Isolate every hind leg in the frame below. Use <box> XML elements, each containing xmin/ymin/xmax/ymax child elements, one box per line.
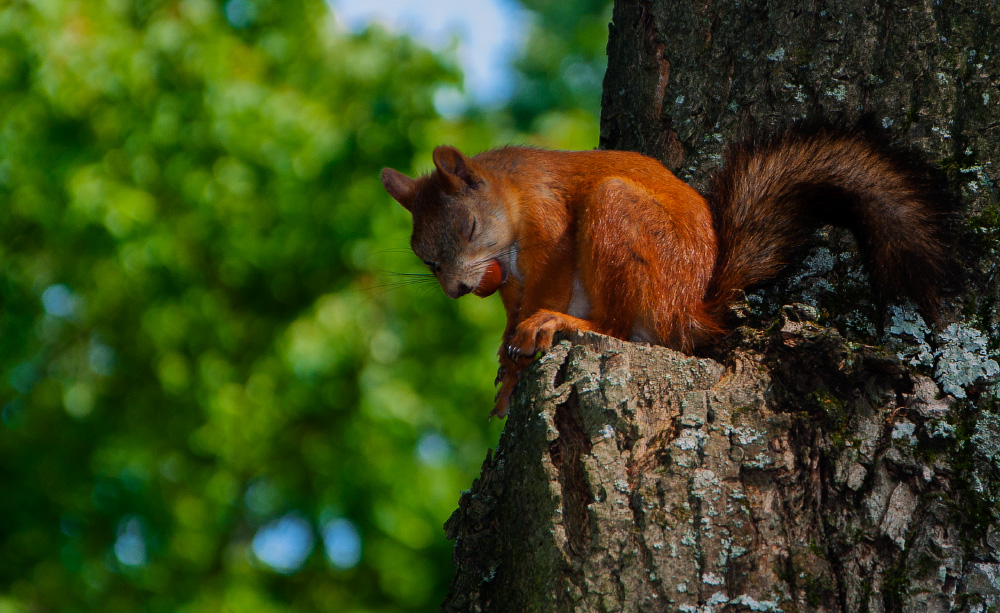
<box><xmin>580</xmin><ymin>178</ymin><xmax>716</xmax><ymax>351</ymax></box>
<box><xmin>504</xmin><ymin>177</ymin><xmax>687</xmax><ymax>353</ymax></box>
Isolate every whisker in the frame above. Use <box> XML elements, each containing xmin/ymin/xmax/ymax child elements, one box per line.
<box><xmin>472</xmin><ymin>238</ymin><xmax>559</xmax><ymax>271</ymax></box>
<box><xmin>377</xmin><ymin>270</ymin><xmax>437</xmax><ymax>279</ymax></box>
<box><xmin>360</xmin><ymin>277</ymin><xmax>441</xmax><ymax>303</ymax></box>
<box><xmin>481</xmin><ymin>236</ymin><xmax>562</xmax><ymax>263</ymax></box>
<box><xmin>384</xmin><ymin>273</ymin><xmax>435</xmax><ymax>279</ymax></box>
<box><xmin>357</xmin><ymin>247</ymin><xmax>418</xmax><ymax>259</ymax></box>
<box><xmin>419</xmin><ymin>284</ymin><xmax>442</xmax><ymax>298</ymax></box>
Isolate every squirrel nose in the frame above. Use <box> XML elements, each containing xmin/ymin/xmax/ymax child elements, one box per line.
<box><xmin>449</xmin><ymin>283</ymin><xmax>473</xmax><ymax>298</ymax></box>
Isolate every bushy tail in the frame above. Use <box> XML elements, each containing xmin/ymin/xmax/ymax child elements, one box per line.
<box><xmin>703</xmin><ymin>127</ymin><xmax>954</xmax><ymax>322</ymax></box>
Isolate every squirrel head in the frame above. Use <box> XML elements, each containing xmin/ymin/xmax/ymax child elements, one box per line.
<box><xmin>381</xmin><ymin>146</ymin><xmax>514</xmax><ymax>299</ymax></box>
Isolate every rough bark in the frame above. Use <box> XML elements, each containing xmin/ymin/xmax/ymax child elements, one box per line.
<box><xmin>445</xmin><ymin>320</ymin><xmax>999</xmax><ymax>611</ymax></box>
<box><xmin>445</xmin><ymin>1</ymin><xmax>1000</xmax><ymax>611</ymax></box>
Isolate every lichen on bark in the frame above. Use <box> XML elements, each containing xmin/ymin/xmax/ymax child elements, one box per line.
<box><xmin>445</xmin><ymin>1</ymin><xmax>1000</xmax><ymax>610</ymax></box>
<box><xmin>444</xmin><ymin>313</ymin><xmax>1000</xmax><ymax>611</ymax></box>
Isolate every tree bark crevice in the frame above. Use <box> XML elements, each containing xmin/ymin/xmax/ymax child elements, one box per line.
<box><xmin>445</xmin><ymin>307</ymin><xmax>1000</xmax><ymax>611</ymax></box>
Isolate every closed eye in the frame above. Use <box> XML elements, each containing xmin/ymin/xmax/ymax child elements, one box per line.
<box><xmin>468</xmin><ymin>218</ymin><xmax>477</xmax><ymax>241</ymax></box>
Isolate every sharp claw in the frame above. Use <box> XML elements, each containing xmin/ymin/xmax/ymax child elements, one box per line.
<box><xmin>506</xmin><ymin>344</ymin><xmax>520</xmax><ymax>361</ymax></box>
<box><xmin>491</xmin><ymin>391</ymin><xmax>507</xmax><ymax>419</ymax></box>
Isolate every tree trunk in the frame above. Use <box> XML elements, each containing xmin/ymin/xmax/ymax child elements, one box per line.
<box><xmin>444</xmin><ymin>1</ymin><xmax>1000</xmax><ymax>610</ymax></box>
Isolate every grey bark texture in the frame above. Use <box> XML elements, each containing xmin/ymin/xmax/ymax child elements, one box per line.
<box><xmin>444</xmin><ymin>1</ymin><xmax>1000</xmax><ymax>611</ymax></box>
<box><xmin>444</xmin><ymin>321</ymin><xmax>997</xmax><ymax>611</ymax></box>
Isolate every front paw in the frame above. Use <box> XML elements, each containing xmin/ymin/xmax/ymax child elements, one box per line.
<box><xmin>508</xmin><ymin>311</ymin><xmax>562</xmax><ymax>361</ymax></box>
<box><xmin>505</xmin><ymin>342</ymin><xmax>530</xmax><ymax>364</ymax></box>
<box><xmin>503</xmin><ymin>337</ymin><xmax>536</xmax><ymax>366</ymax></box>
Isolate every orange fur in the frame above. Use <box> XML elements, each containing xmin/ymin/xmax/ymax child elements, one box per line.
<box><xmin>381</xmin><ymin>130</ymin><xmax>952</xmax><ymax>417</ymax></box>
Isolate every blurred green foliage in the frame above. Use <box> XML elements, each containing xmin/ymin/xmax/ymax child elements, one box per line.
<box><xmin>509</xmin><ymin>0</ymin><xmax>611</xmax><ymax>137</ymax></box>
<box><xmin>0</xmin><ymin>0</ymin><xmax>608</xmax><ymax>610</ymax></box>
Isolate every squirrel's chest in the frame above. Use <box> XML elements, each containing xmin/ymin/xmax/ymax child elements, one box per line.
<box><xmin>507</xmin><ymin>246</ymin><xmax>591</xmax><ymax>319</ymax></box>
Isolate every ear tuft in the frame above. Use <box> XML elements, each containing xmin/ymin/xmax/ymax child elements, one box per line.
<box><xmin>432</xmin><ymin>145</ymin><xmax>478</xmax><ymax>189</ymax></box>
<box><xmin>380</xmin><ymin>168</ymin><xmax>417</xmax><ymax>210</ymax></box>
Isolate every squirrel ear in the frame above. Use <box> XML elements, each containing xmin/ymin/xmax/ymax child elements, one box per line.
<box><xmin>432</xmin><ymin>145</ymin><xmax>478</xmax><ymax>190</ymax></box>
<box><xmin>381</xmin><ymin>168</ymin><xmax>418</xmax><ymax>211</ymax></box>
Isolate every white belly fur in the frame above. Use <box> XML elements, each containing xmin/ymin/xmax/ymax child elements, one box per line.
<box><xmin>566</xmin><ymin>274</ymin><xmax>655</xmax><ymax>343</ymax></box>
<box><xmin>502</xmin><ymin>243</ymin><xmax>522</xmax><ymax>282</ymax></box>
<box><xmin>567</xmin><ymin>274</ymin><xmax>590</xmax><ymax>319</ymax></box>
<box><xmin>629</xmin><ymin>324</ymin><xmax>657</xmax><ymax>344</ymax></box>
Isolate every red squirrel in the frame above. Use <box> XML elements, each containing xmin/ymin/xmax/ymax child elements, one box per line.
<box><xmin>381</xmin><ymin>129</ymin><xmax>952</xmax><ymax>417</ymax></box>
